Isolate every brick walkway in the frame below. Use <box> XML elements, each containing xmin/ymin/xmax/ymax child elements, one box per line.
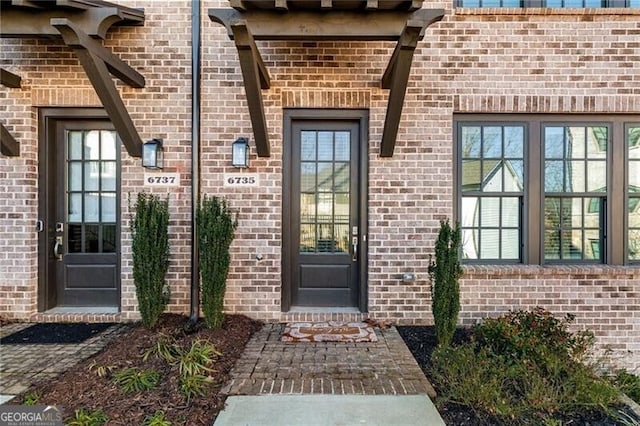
<box><xmin>222</xmin><ymin>324</ymin><xmax>436</xmax><ymax>398</ymax></box>
<box><xmin>0</xmin><ymin>323</ymin><xmax>127</xmax><ymax>400</ymax></box>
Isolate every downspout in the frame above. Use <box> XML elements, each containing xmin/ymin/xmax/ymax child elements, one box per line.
<box><xmin>186</xmin><ymin>0</ymin><xmax>201</xmax><ymax>331</ymax></box>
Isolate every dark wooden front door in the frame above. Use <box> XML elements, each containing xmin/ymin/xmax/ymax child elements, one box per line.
<box><xmin>41</xmin><ymin>116</ymin><xmax>120</xmax><ymax>308</ymax></box>
<box><xmin>285</xmin><ymin>116</ymin><xmax>366</xmax><ymax>308</ymax></box>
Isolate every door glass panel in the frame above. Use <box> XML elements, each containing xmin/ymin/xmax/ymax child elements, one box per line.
<box><xmin>85</xmin><ymin>193</ymin><xmax>100</xmax><ymax>222</ymax></box>
<box><xmin>68</xmin><ymin>131</ymin><xmax>83</xmax><ymax>160</ymax></box>
<box><xmin>68</xmin><ymin>224</ymin><xmax>82</xmax><ymax>253</ymax></box>
<box><xmin>84</xmin><ymin>131</ymin><xmax>100</xmax><ymax>160</ymax></box>
<box><xmin>103</xmin><ymin>224</ymin><xmax>116</xmax><ymax>253</ymax></box>
<box><xmin>85</xmin><ymin>162</ymin><xmax>100</xmax><ymax>191</ymax></box>
<box><xmin>301</xmin><ymin>131</ymin><xmax>316</xmax><ymax>161</ymax></box>
<box><xmin>102</xmin><ymin>194</ymin><xmax>116</xmax><ymax>222</ymax></box>
<box><xmin>68</xmin><ymin>193</ymin><xmax>82</xmax><ymax>222</ymax></box>
<box><xmin>300</xmin><ymin>193</ymin><xmax>316</xmax><ymax>222</ymax></box>
<box><xmin>101</xmin><ymin>162</ymin><xmax>116</xmax><ymax>191</ymax></box>
<box><xmin>69</xmin><ymin>162</ymin><xmax>82</xmax><ymax>191</ymax></box>
<box><xmin>298</xmin><ymin>129</ymin><xmax>352</xmax><ymax>254</ymax></box>
<box><xmin>85</xmin><ymin>224</ymin><xmax>100</xmax><ymax>253</ymax></box>
<box><xmin>101</xmin><ymin>130</ymin><xmax>117</xmax><ymax>160</ymax></box>
<box><xmin>318</xmin><ymin>132</ymin><xmax>333</xmax><ymax>161</ymax></box>
<box><xmin>335</xmin><ymin>132</ymin><xmax>350</xmax><ymax>161</ymax></box>
<box><xmin>66</xmin><ymin>129</ymin><xmax>118</xmax><ymax>254</ymax></box>
<box><xmin>334</xmin><ymin>163</ymin><xmax>349</xmax><ymax>192</ymax></box>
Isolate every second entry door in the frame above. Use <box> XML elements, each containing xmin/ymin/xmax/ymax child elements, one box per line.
<box><xmin>289</xmin><ymin>120</ymin><xmax>362</xmax><ymax>307</ymax></box>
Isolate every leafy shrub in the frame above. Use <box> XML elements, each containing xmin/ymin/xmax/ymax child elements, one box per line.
<box><xmin>112</xmin><ymin>367</ymin><xmax>160</xmax><ymax>393</ymax></box>
<box><xmin>179</xmin><ymin>374</ymin><xmax>213</xmax><ymax>401</ymax></box>
<box><xmin>474</xmin><ymin>307</ymin><xmax>595</xmax><ymax>366</ymax></box>
<box><xmin>178</xmin><ymin>339</ymin><xmax>221</xmax><ymax>376</ymax></box>
<box><xmin>142</xmin><ymin>333</ymin><xmax>180</xmax><ymax>363</ymax></box>
<box><xmin>614</xmin><ymin>370</ymin><xmax>640</xmax><ymax>404</ymax></box>
<box><xmin>22</xmin><ymin>392</ymin><xmax>39</xmax><ymax>405</ymax></box>
<box><xmin>130</xmin><ymin>193</ymin><xmax>170</xmax><ymax>328</ymax></box>
<box><xmin>197</xmin><ymin>195</ymin><xmax>237</xmax><ymax>329</ymax></box>
<box><xmin>143</xmin><ymin>411</ymin><xmax>172</xmax><ymax>426</ymax></box>
<box><xmin>430</xmin><ymin>308</ymin><xmax>620</xmax><ymax>424</ymax></box>
<box><xmin>428</xmin><ymin>219</ymin><xmax>462</xmax><ymax>347</ymax></box>
<box><xmin>67</xmin><ymin>408</ymin><xmax>108</xmax><ymax>426</ymax></box>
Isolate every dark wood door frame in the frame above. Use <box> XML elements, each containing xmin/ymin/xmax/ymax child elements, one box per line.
<box><xmin>37</xmin><ymin>107</ymin><xmax>121</xmax><ymax>311</ymax></box>
<box><xmin>282</xmin><ymin>109</ymin><xmax>369</xmax><ymax>312</ymax></box>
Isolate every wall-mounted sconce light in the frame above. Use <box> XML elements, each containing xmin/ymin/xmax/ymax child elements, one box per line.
<box><xmin>232</xmin><ymin>137</ymin><xmax>249</xmax><ymax>168</ymax></box>
<box><xmin>142</xmin><ymin>138</ymin><xmax>164</xmax><ymax>170</ymax></box>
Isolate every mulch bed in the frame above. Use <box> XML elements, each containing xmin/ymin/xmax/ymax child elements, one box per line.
<box><xmin>398</xmin><ymin>325</ymin><xmax>638</xmax><ymax>426</ymax></box>
<box><xmin>12</xmin><ymin>314</ymin><xmax>262</xmax><ymax>426</ymax></box>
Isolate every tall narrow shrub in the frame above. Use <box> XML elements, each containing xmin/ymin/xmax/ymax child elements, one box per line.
<box><xmin>130</xmin><ymin>193</ymin><xmax>170</xmax><ymax>328</ymax></box>
<box><xmin>428</xmin><ymin>219</ymin><xmax>463</xmax><ymax>347</ymax></box>
<box><xmin>197</xmin><ymin>195</ymin><xmax>237</xmax><ymax>329</ymax></box>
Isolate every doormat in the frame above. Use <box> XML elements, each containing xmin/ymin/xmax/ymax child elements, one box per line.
<box><xmin>281</xmin><ymin>321</ymin><xmax>378</xmax><ymax>343</ymax></box>
<box><xmin>0</xmin><ymin>322</ymin><xmax>115</xmax><ymax>345</ymax></box>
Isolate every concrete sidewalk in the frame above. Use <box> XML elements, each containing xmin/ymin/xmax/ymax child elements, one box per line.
<box><xmin>214</xmin><ymin>394</ymin><xmax>445</xmax><ymax>426</ymax></box>
<box><xmin>214</xmin><ymin>323</ymin><xmax>445</xmax><ymax>425</ymax></box>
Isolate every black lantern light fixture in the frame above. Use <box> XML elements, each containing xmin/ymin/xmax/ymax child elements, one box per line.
<box><xmin>232</xmin><ymin>137</ymin><xmax>250</xmax><ymax>168</ymax></box>
<box><xmin>142</xmin><ymin>138</ymin><xmax>164</xmax><ymax>170</ymax></box>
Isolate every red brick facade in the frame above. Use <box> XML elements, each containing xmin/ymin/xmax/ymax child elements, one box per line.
<box><xmin>1</xmin><ymin>1</ymin><xmax>638</xmax><ymax>370</ymax></box>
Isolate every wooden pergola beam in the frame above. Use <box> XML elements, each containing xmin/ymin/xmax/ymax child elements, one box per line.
<box><xmin>0</xmin><ymin>7</ymin><xmax>143</xmax><ymax>39</ymax></box>
<box><xmin>380</xmin><ymin>22</ymin><xmax>422</xmax><ymax>157</ymax></box>
<box><xmin>51</xmin><ymin>18</ymin><xmax>144</xmax><ymax>88</ymax></box>
<box><xmin>231</xmin><ymin>21</ymin><xmax>271</xmax><ymax>157</ymax></box>
<box><xmin>209</xmin><ymin>8</ymin><xmax>443</xmax><ymax>41</ymax></box>
<box><xmin>1</xmin><ymin>123</ymin><xmax>20</xmax><ymax>157</ymax></box>
<box><xmin>1</xmin><ymin>69</ymin><xmax>22</xmax><ymax>88</ymax></box>
<box><xmin>52</xmin><ymin>18</ymin><xmax>143</xmax><ymax>157</ymax></box>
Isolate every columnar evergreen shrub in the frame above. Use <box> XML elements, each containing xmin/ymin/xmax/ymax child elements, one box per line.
<box><xmin>130</xmin><ymin>193</ymin><xmax>170</xmax><ymax>328</ymax></box>
<box><xmin>428</xmin><ymin>219</ymin><xmax>463</xmax><ymax>347</ymax></box>
<box><xmin>197</xmin><ymin>195</ymin><xmax>237</xmax><ymax>329</ymax></box>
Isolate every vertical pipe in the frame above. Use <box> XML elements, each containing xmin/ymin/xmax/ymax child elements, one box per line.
<box><xmin>187</xmin><ymin>0</ymin><xmax>202</xmax><ymax>329</ymax></box>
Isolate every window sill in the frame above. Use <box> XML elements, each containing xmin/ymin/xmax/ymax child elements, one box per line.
<box><xmin>462</xmin><ymin>263</ymin><xmax>640</xmax><ymax>276</ymax></box>
<box><xmin>454</xmin><ymin>7</ymin><xmax>640</xmax><ymax>15</ymax></box>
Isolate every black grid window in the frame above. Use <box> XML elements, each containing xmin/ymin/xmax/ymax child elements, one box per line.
<box><xmin>628</xmin><ymin>125</ymin><xmax>640</xmax><ymax>262</ymax></box>
<box><xmin>456</xmin><ymin>115</ymin><xmax>639</xmax><ymax>266</ymax></box>
<box><xmin>543</xmin><ymin>126</ymin><xmax>607</xmax><ymax>262</ymax></box>
<box><xmin>459</xmin><ymin>124</ymin><xmax>525</xmax><ymax>261</ymax></box>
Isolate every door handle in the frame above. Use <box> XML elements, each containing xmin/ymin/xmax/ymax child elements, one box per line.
<box><xmin>352</xmin><ymin>236</ymin><xmax>358</xmax><ymax>262</ymax></box>
<box><xmin>53</xmin><ymin>236</ymin><xmax>63</xmax><ymax>261</ymax></box>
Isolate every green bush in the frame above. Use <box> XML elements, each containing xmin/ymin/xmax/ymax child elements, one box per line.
<box><xmin>143</xmin><ymin>411</ymin><xmax>172</xmax><ymax>426</ymax></box>
<box><xmin>197</xmin><ymin>195</ymin><xmax>237</xmax><ymax>329</ymax></box>
<box><xmin>67</xmin><ymin>408</ymin><xmax>108</xmax><ymax>426</ymax></box>
<box><xmin>130</xmin><ymin>193</ymin><xmax>170</xmax><ymax>328</ymax></box>
<box><xmin>428</xmin><ymin>219</ymin><xmax>462</xmax><ymax>347</ymax></box>
<box><xmin>430</xmin><ymin>309</ymin><xmax>620</xmax><ymax>424</ymax></box>
<box><xmin>112</xmin><ymin>367</ymin><xmax>160</xmax><ymax>393</ymax></box>
<box><xmin>474</xmin><ymin>307</ymin><xmax>595</xmax><ymax>366</ymax></box>
<box><xmin>614</xmin><ymin>370</ymin><xmax>640</xmax><ymax>404</ymax></box>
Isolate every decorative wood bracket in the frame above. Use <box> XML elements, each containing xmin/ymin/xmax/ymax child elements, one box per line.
<box><xmin>210</xmin><ymin>7</ymin><xmax>444</xmax><ymax>157</ymax></box>
<box><xmin>231</xmin><ymin>22</ymin><xmax>271</xmax><ymax>157</ymax></box>
<box><xmin>1</xmin><ymin>69</ymin><xmax>22</xmax><ymax>88</ymax></box>
<box><xmin>1</xmin><ymin>123</ymin><xmax>20</xmax><ymax>157</ymax></box>
<box><xmin>380</xmin><ymin>21</ymin><xmax>423</xmax><ymax>157</ymax></box>
<box><xmin>52</xmin><ymin>18</ymin><xmax>143</xmax><ymax>157</ymax></box>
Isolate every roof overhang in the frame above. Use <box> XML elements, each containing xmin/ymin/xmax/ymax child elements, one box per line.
<box><xmin>0</xmin><ymin>0</ymin><xmax>145</xmax><ymax>157</ymax></box>
<box><xmin>209</xmin><ymin>2</ymin><xmax>444</xmax><ymax>157</ymax></box>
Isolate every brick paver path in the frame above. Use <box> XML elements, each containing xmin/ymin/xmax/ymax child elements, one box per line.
<box><xmin>222</xmin><ymin>324</ymin><xmax>436</xmax><ymax>398</ymax></box>
<box><xmin>0</xmin><ymin>323</ymin><xmax>127</xmax><ymax>397</ymax></box>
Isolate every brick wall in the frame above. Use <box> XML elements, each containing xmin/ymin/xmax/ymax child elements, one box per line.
<box><xmin>1</xmin><ymin>1</ymin><xmax>639</xmax><ymax>369</ymax></box>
